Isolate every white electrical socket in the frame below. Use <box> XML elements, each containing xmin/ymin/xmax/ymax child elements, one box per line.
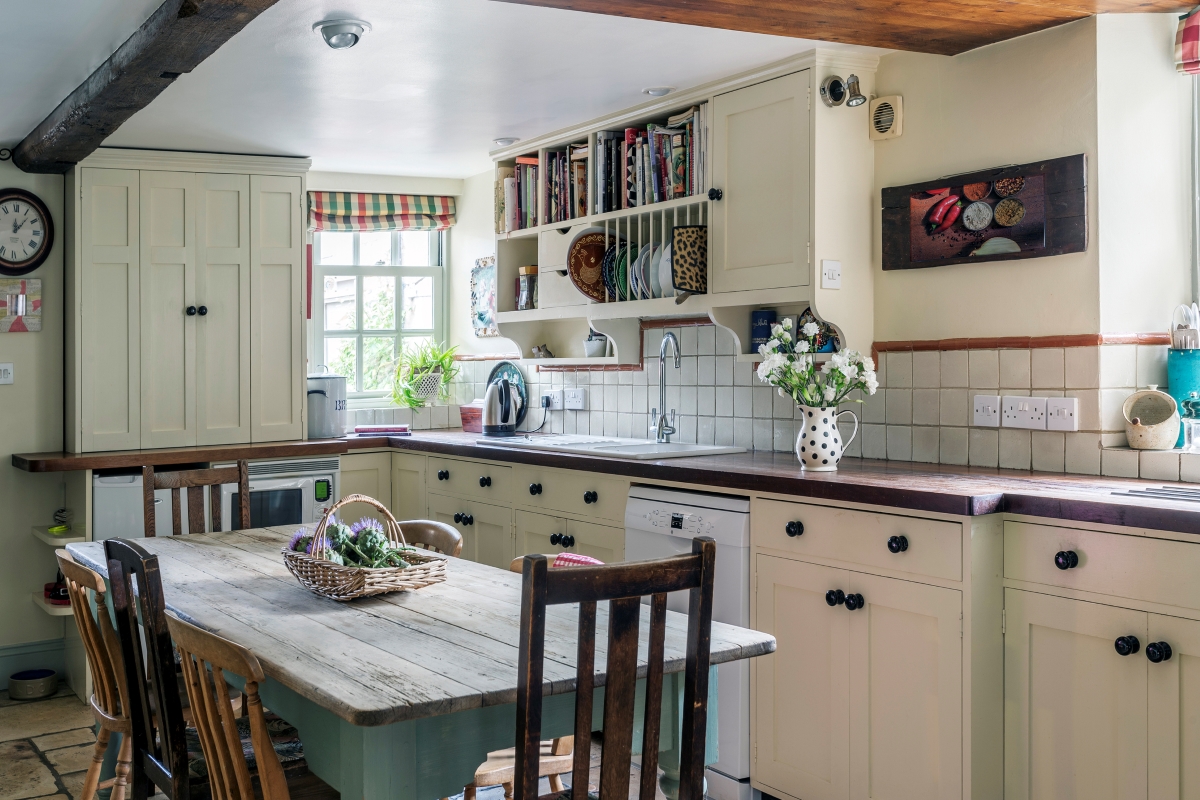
<box><xmin>564</xmin><ymin>387</ymin><xmax>588</xmax><ymax>410</ymax></box>
<box><xmin>821</xmin><ymin>259</ymin><xmax>842</xmax><ymax>289</ymax></box>
<box><xmin>1002</xmin><ymin>395</ymin><xmax>1047</xmax><ymax>430</ymax></box>
<box><xmin>541</xmin><ymin>390</ymin><xmax>564</xmax><ymax>410</ymax></box>
<box><xmin>0</xmin><ymin>363</ymin><xmax>11</xmax><ymax>385</ymax></box>
<box><xmin>973</xmin><ymin>394</ymin><xmax>1001</xmax><ymax>427</ymax></box>
<box><xmin>1046</xmin><ymin>397</ymin><xmax>1080</xmax><ymax>431</ymax></box>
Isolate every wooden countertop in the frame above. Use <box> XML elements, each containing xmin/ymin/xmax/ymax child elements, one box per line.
<box><xmin>17</xmin><ymin>430</ymin><xmax>1200</xmax><ymax>535</ymax></box>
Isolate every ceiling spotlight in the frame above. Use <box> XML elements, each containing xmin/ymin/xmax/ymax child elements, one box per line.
<box><xmin>493</xmin><ymin>137</ymin><xmax>519</xmax><ymax>147</ymax></box>
<box><xmin>845</xmin><ymin>74</ymin><xmax>867</xmax><ymax>107</ymax></box>
<box><xmin>642</xmin><ymin>87</ymin><xmax>675</xmax><ymax>97</ymax></box>
<box><xmin>313</xmin><ymin>19</ymin><xmax>371</xmax><ymax>49</ymax></box>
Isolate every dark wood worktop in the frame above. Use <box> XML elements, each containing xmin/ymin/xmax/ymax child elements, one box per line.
<box><xmin>15</xmin><ymin>430</ymin><xmax>1200</xmax><ymax>535</ymax></box>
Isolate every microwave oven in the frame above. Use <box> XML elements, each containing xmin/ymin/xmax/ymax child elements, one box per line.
<box><xmin>215</xmin><ymin>457</ymin><xmax>338</xmax><ymax>530</ymax></box>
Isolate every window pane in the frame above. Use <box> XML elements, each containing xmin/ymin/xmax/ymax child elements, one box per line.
<box><xmin>399</xmin><ymin>231</ymin><xmax>433</xmax><ymax>266</ymax></box>
<box><xmin>323</xmin><ymin>275</ymin><xmax>357</xmax><ymax>331</ymax></box>
<box><xmin>318</xmin><ymin>232</ymin><xmax>353</xmax><ymax>265</ymax></box>
<box><xmin>402</xmin><ymin>276</ymin><xmax>435</xmax><ymax>330</ymax></box>
<box><xmin>362</xmin><ymin>276</ymin><xmax>396</xmax><ymax>330</ymax></box>
<box><xmin>324</xmin><ymin>337</ymin><xmax>357</xmax><ymax>389</ymax></box>
<box><xmin>359</xmin><ymin>232</ymin><xmax>392</xmax><ymax>266</ymax></box>
<box><xmin>363</xmin><ymin>337</ymin><xmax>397</xmax><ymax>392</ymax></box>
<box><xmin>401</xmin><ymin>336</ymin><xmax>432</xmax><ymax>356</ymax></box>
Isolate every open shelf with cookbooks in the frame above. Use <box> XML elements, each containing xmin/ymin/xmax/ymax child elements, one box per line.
<box><xmin>542</xmin><ymin>141</ymin><xmax>589</xmax><ymax>227</ymax></box>
<box><xmin>495</xmin><ymin>152</ymin><xmax>542</xmax><ymax>235</ymax></box>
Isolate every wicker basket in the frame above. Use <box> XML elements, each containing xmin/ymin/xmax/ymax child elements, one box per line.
<box><xmin>282</xmin><ymin>494</ymin><xmax>446</xmax><ymax>601</ymax></box>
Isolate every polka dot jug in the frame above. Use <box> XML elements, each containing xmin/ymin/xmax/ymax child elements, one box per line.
<box><xmin>795</xmin><ymin>405</ymin><xmax>859</xmax><ymax>471</ymax></box>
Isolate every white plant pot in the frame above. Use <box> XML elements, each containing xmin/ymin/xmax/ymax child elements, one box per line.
<box><xmin>795</xmin><ymin>405</ymin><xmax>859</xmax><ymax>471</ymax></box>
<box><xmin>412</xmin><ymin>371</ymin><xmax>443</xmax><ymax>401</ymax></box>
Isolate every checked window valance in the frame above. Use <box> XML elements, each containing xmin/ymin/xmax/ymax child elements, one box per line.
<box><xmin>307</xmin><ymin>192</ymin><xmax>456</xmax><ymax>232</ymax></box>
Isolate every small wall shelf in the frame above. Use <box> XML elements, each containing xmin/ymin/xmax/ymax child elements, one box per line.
<box><xmin>31</xmin><ymin>525</ymin><xmax>85</xmax><ymax>546</ymax></box>
<box><xmin>32</xmin><ymin>593</ymin><xmax>74</xmax><ymax>617</ymax></box>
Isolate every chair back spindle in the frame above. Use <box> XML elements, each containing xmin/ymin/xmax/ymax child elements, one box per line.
<box><xmin>143</xmin><ymin>461</ymin><xmax>250</xmax><ymax>537</ymax></box>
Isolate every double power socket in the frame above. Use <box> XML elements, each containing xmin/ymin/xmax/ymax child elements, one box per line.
<box><xmin>973</xmin><ymin>394</ymin><xmax>1078</xmax><ymax>431</ymax></box>
<box><xmin>540</xmin><ymin>388</ymin><xmax>588</xmax><ymax>411</ymax></box>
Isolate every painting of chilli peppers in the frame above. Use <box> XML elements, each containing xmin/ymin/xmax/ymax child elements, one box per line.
<box><xmin>881</xmin><ymin>154</ymin><xmax>1087</xmax><ymax>271</ymax></box>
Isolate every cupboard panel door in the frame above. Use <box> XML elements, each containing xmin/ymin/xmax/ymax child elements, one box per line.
<box><xmin>390</xmin><ymin>453</ymin><xmax>427</xmax><ymax>521</ymax></box>
<box><xmin>140</xmin><ymin>171</ymin><xmax>197</xmax><ymax>449</ymax></box>
<box><xmin>427</xmin><ymin>493</ymin><xmax>512</xmax><ymax>569</ymax></box>
<box><xmin>1147</xmin><ymin>613</ymin><xmax>1200</xmax><ymax>800</ymax></box>
<box><xmin>847</xmin><ymin>573</ymin><xmax>962</xmax><ymax>800</ymax></box>
<box><xmin>564</xmin><ymin>519</ymin><xmax>624</xmax><ymax>563</ymax></box>
<box><xmin>711</xmin><ymin>70</ymin><xmax>810</xmax><ymax>293</ymax></box>
<box><xmin>1004</xmin><ymin>590</ymin><xmax>1147</xmax><ymax>800</ymax></box>
<box><xmin>338</xmin><ymin>453</ymin><xmax>392</xmax><ymax>527</ymax></box>
<box><xmin>81</xmin><ymin>168</ymin><xmax>141</xmax><ymax>452</ymax></box>
<box><xmin>753</xmin><ymin>555</ymin><xmax>850</xmax><ymax>800</ymax></box>
<box><xmin>515</xmin><ymin>510</ymin><xmax>566</xmax><ymax>559</ymax></box>
<box><xmin>250</xmin><ymin>175</ymin><xmax>304</xmax><ymax>442</ymax></box>
<box><xmin>195</xmin><ymin>173</ymin><xmax>251</xmax><ymax>445</ymax></box>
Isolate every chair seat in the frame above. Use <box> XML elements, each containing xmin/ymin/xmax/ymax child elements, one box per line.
<box><xmin>475</xmin><ymin>741</ymin><xmax>573</xmax><ymax>786</ymax></box>
<box><xmin>186</xmin><ymin>710</ymin><xmax>307</xmax><ymax>797</ymax></box>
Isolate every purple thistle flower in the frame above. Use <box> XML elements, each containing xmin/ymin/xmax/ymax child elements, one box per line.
<box><xmin>288</xmin><ymin>528</ymin><xmax>311</xmax><ymax>552</ymax></box>
<box><xmin>350</xmin><ymin>517</ymin><xmax>384</xmax><ymax>538</ymax></box>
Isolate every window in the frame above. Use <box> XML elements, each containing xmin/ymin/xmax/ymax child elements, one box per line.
<box><xmin>312</xmin><ymin>230</ymin><xmax>445</xmax><ymax>398</ymax></box>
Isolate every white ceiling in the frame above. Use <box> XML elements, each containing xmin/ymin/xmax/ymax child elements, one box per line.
<box><xmin>3</xmin><ymin>0</ymin><xmax>883</xmax><ymax>178</ymax></box>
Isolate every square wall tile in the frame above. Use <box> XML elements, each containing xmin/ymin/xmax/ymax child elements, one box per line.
<box><xmin>968</xmin><ymin>429</ymin><xmax>999</xmax><ymax>467</ymax></box>
<box><xmin>697</xmin><ymin>416</ymin><xmax>717</xmax><ymax>445</ymax></box>
<box><xmin>1064</xmin><ymin>347</ymin><xmax>1100</xmax><ymax>389</ymax></box>
<box><xmin>697</xmin><ymin>356</ymin><xmax>716</xmax><ymax>386</ymax></box>
<box><xmin>876</xmin><ymin>353</ymin><xmax>887</xmax><ymax>386</ymax></box>
<box><xmin>697</xmin><ymin>325</ymin><xmax>716</xmax><ymax>356</ymax></box>
<box><xmin>1065</xmin><ymin>432</ymin><xmax>1102</xmax><ymax>475</ymax></box>
<box><xmin>715</xmin><ymin>419</ymin><xmax>735</xmax><ymax>446</ymax></box>
<box><xmin>998</xmin><ymin>429</ymin><xmax>1032</xmax><ymax>470</ymax></box>
<box><xmin>697</xmin><ymin>386</ymin><xmax>716</xmax><ymax>416</ymax></box>
<box><xmin>968</xmin><ymin>350</ymin><xmax>1000</xmax><ymax>389</ymax></box>
<box><xmin>886</xmin><ymin>352</ymin><xmax>913</xmax><ymax>388</ymax></box>
<box><xmin>841</xmin><ymin>421</ymin><xmax>862</xmax><ymax>457</ymax></box>
<box><xmin>680</xmin><ymin>325</ymin><xmax>698</xmax><ymax>356</ymax></box>
<box><xmin>861</xmin><ymin>424</ymin><xmax>887</xmax><ymax>459</ymax></box>
<box><xmin>941</xmin><ymin>351</ymin><xmax>969</xmax><ymax>388</ymax></box>
<box><xmin>912</xmin><ymin>426</ymin><xmax>939</xmax><ymax>463</ymax></box>
<box><xmin>1137</xmin><ymin>345</ymin><xmax>1168</xmax><ymax>389</ymax></box>
<box><xmin>753</xmin><ymin>386</ymin><xmax>774</xmax><ymax>418</ymax></box>
<box><xmin>912</xmin><ymin>351</ymin><xmax>940</xmax><ymax>388</ymax></box>
<box><xmin>861</xmin><ymin>388</ymin><xmax>886</xmax><ymax>424</ymax></box>
<box><xmin>715</xmin><ymin>356</ymin><xmax>734</xmax><ymax>385</ymax></box>
<box><xmin>1065</xmin><ymin>389</ymin><xmax>1102</xmax><ymax>431</ymax></box>
<box><xmin>1031</xmin><ymin>348</ymin><xmax>1065</xmax><ymax>389</ymax></box>
<box><xmin>885</xmin><ymin>389</ymin><xmax>913</xmax><ymax>425</ymax></box>
<box><xmin>773</xmin><ymin>420</ymin><xmax>795</xmax><ymax>452</ymax></box>
<box><xmin>912</xmin><ymin>389</ymin><xmax>940</xmax><ymax>426</ymax></box>
<box><xmin>1101</xmin><ymin>432</ymin><xmax>1128</xmax><ymax>448</ymax></box>
<box><xmin>940</xmin><ymin>389</ymin><xmax>969</xmax><ymax>427</ymax></box>
<box><xmin>1031</xmin><ymin>431</ymin><xmax>1066</xmax><ymax>473</ymax></box>
<box><xmin>1101</xmin><ymin>388</ymin><xmax>1135</xmax><ymax>432</ymax></box>
<box><xmin>753</xmin><ymin>417</ymin><xmax>774</xmax><ymax>451</ymax></box>
<box><xmin>733</xmin><ymin>417</ymin><xmax>754</xmax><ymax>448</ymax></box>
<box><xmin>940</xmin><ymin>427</ymin><xmax>969</xmax><ymax>465</ymax></box>
<box><xmin>1100</xmin><ymin>345</ymin><xmax>1137</xmax><ymax>388</ymax></box>
<box><xmin>999</xmin><ymin>350</ymin><xmax>1031</xmax><ymax>389</ymax></box>
<box><xmin>716</xmin><ymin>327</ymin><xmax>738</xmax><ymax>355</ymax></box>
<box><xmin>716</xmin><ymin>387</ymin><xmax>734</xmax><ymax>416</ymax></box>
<box><xmin>1140</xmin><ymin>450</ymin><xmax>1180</xmax><ymax>481</ymax></box>
<box><xmin>1101</xmin><ymin>448</ymin><xmax>1140</xmax><ymax>478</ymax></box>
<box><xmin>734</xmin><ymin>387</ymin><xmax>753</xmax><ymax>417</ymax></box>
<box><xmin>886</xmin><ymin>426</ymin><xmax>912</xmax><ymax>461</ymax></box>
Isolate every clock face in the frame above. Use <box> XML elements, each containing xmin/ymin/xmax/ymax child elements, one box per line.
<box><xmin>0</xmin><ymin>189</ymin><xmax>53</xmax><ymax>276</ymax></box>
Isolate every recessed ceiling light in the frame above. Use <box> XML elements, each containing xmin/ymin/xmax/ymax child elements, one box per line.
<box><xmin>312</xmin><ymin>19</ymin><xmax>371</xmax><ymax>49</ymax></box>
<box><xmin>642</xmin><ymin>87</ymin><xmax>676</xmax><ymax>97</ymax></box>
<box><xmin>493</xmin><ymin>137</ymin><xmax>519</xmax><ymax>147</ymax></box>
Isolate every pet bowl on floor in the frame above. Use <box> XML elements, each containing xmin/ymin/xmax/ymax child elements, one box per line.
<box><xmin>8</xmin><ymin>669</ymin><xmax>58</xmax><ymax>700</ymax></box>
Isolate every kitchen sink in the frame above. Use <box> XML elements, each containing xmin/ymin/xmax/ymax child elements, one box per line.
<box><xmin>475</xmin><ymin>435</ymin><xmax>745</xmax><ymax>460</ymax></box>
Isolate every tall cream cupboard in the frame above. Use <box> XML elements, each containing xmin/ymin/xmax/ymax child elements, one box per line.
<box><xmin>65</xmin><ymin>149</ymin><xmax>309</xmax><ymax>453</ymax></box>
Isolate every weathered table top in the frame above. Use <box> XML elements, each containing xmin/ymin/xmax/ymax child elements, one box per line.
<box><xmin>68</xmin><ymin>528</ymin><xmax>774</xmax><ymax>727</ymax></box>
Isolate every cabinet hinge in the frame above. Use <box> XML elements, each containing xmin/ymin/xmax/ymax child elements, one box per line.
<box><xmin>753</xmin><ymin>742</ymin><xmax>757</xmax><ymax>764</ymax></box>
<box><xmin>806</xmin><ymin>242</ymin><xmax>811</xmax><ymax>266</ymax></box>
<box><xmin>807</xmin><ymin>86</ymin><xmax>811</xmax><ymax>111</ymax></box>
<box><xmin>960</xmin><ymin>612</ymin><xmax>963</xmax><ymax>638</ymax></box>
<box><xmin>1001</xmin><ymin>609</ymin><xmax>1006</xmax><ymax>635</ymax></box>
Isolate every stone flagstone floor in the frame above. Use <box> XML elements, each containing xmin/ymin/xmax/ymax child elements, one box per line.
<box><xmin>0</xmin><ymin>686</ymin><xmax>97</xmax><ymax>800</ymax></box>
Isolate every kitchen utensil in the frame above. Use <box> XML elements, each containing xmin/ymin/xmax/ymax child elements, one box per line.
<box><xmin>1168</xmin><ymin>349</ymin><xmax>1200</xmax><ymax>445</ymax></box>
<box><xmin>566</xmin><ymin>228</ymin><xmax>609</xmax><ymax>302</ymax></box>
<box><xmin>307</xmin><ymin>366</ymin><xmax>348</xmax><ymax>439</ymax></box>
<box><xmin>1123</xmin><ymin>385</ymin><xmax>1180</xmax><ymax>450</ymax></box>
<box><xmin>483</xmin><ymin>377</ymin><xmax>522</xmax><ymax>436</ymax></box>
<box><xmin>671</xmin><ymin>225</ymin><xmax>708</xmax><ymax>295</ymax></box>
<box><xmin>1171</xmin><ymin>303</ymin><xmax>1199</xmax><ymax>349</ymax></box>
<box><xmin>487</xmin><ymin>361</ymin><xmax>527</xmax><ymax>427</ymax></box>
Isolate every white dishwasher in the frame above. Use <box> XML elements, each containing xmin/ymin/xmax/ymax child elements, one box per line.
<box><xmin>625</xmin><ymin>486</ymin><xmax>753</xmax><ymax>800</ymax></box>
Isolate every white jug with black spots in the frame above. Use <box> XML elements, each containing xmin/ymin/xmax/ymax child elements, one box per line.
<box><xmin>795</xmin><ymin>405</ymin><xmax>858</xmax><ymax>471</ymax></box>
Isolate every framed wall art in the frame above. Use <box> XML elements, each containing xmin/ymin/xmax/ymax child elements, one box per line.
<box><xmin>0</xmin><ymin>278</ymin><xmax>41</xmax><ymax>332</ymax></box>
<box><xmin>470</xmin><ymin>255</ymin><xmax>499</xmax><ymax>337</ymax></box>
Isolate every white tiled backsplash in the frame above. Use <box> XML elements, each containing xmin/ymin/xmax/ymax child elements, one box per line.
<box><xmin>363</xmin><ymin>326</ymin><xmax>1197</xmax><ymax>482</ymax></box>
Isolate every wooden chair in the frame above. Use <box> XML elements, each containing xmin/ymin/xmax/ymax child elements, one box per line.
<box><xmin>514</xmin><ymin>537</ymin><xmax>716</xmax><ymax>800</ymax></box>
<box><xmin>399</xmin><ymin>519</ymin><xmax>464</xmax><ymax>557</ymax></box>
<box><xmin>55</xmin><ymin>550</ymin><xmax>133</xmax><ymax>800</ymax></box>
<box><xmin>142</xmin><ymin>461</ymin><xmax>250</xmax><ymax>537</ymax></box>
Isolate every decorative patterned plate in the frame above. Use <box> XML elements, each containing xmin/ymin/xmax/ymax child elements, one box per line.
<box><xmin>566</xmin><ymin>228</ymin><xmax>609</xmax><ymax>303</ymax></box>
<box><xmin>615</xmin><ymin>246</ymin><xmax>629</xmax><ymax>301</ymax></box>
<box><xmin>487</xmin><ymin>361</ymin><xmax>528</xmax><ymax>426</ymax></box>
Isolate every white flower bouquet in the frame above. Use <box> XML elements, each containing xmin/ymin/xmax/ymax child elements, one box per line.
<box><xmin>755</xmin><ymin>319</ymin><xmax>879</xmax><ymax>406</ymax></box>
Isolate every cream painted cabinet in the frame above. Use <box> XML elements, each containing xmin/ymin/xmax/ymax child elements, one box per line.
<box><xmin>710</xmin><ymin>70</ymin><xmax>811</xmax><ymax>294</ymax></box>
<box><xmin>339</xmin><ymin>453</ymin><xmax>392</xmax><ymax>527</ymax></box>
<box><xmin>1146</xmin><ymin>612</ymin><xmax>1200</xmax><ymax>799</ymax></box>
<box><xmin>391</xmin><ymin>453</ymin><xmax>427</xmax><ymax>520</ymax></box>
<box><xmin>428</xmin><ymin>493</ymin><xmax>512</xmax><ymax>569</ymax></box>
<box><xmin>514</xmin><ymin>510</ymin><xmax>623</xmax><ymax>563</ymax></box>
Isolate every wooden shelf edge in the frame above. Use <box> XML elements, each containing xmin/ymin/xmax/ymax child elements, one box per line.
<box><xmin>32</xmin><ymin>593</ymin><xmax>74</xmax><ymax>617</ymax></box>
<box><xmin>32</xmin><ymin>526</ymin><xmax>85</xmax><ymax>546</ymax></box>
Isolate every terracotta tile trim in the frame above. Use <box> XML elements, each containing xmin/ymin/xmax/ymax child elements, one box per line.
<box><xmin>874</xmin><ymin>333</ymin><xmax>1171</xmax><ymax>353</ymax></box>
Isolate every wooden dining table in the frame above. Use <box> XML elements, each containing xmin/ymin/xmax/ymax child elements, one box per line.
<box><xmin>67</xmin><ymin>526</ymin><xmax>775</xmax><ymax>800</ymax></box>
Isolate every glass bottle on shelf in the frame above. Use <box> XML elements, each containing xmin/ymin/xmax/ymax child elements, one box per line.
<box><xmin>1182</xmin><ymin>391</ymin><xmax>1200</xmax><ymax>452</ymax></box>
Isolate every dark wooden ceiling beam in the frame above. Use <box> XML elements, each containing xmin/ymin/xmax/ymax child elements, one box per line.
<box><xmin>491</xmin><ymin>0</ymin><xmax>1190</xmax><ymax>55</ymax></box>
<box><xmin>13</xmin><ymin>0</ymin><xmax>281</xmax><ymax>174</ymax></box>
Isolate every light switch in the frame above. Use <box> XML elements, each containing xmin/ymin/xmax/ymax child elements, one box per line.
<box><xmin>821</xmin><ymin>259</ymin><xmax>842</xmax><ymax>289</ymax></box>
<box><xmin>973</xmin><ymin>394</ymin><xmax>1000</xmax><ymax>427</ymax></box>
<box><xmin>0</xmin><ymin>363</ymin><xmax>12</xmax><ymax>385</ymax></box>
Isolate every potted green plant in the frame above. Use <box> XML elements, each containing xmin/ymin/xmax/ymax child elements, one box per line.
<box><xmin>392</xmin><ymin>341</ymin><xmax>459</xmax><ymax>409</ymax></box>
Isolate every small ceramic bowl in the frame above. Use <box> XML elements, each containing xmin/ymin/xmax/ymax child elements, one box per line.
<box><xmin>8</xmin><ymin>669</ymin><xmax>58</xmax><ymax>700</ymax></box>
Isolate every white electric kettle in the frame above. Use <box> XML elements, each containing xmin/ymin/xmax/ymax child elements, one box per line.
<box><xmin>482</xmin><ymin>378</ymin><xmax>521</xmax><ymax>436</ymax></box>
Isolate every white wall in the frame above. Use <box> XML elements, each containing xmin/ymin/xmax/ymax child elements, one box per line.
<box><xmin>448</xmin><ymin>168</ymin><xmax>514</xmax><ymax>356</ymax></box>
<box><xmin>307</xmin><ymin>171</ymin><xmax>464</xmax><ymax>196</ymax></box>
<box><xmin>0</xmin><ymin>161</ymin><xmax>69</xmax><ymax>658</ymax></box>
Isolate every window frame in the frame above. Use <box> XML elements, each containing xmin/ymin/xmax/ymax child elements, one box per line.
<box><xmin>310</xmin><ymin>230</ymin><xmax>447</xmax><ymax>402</ymax></box>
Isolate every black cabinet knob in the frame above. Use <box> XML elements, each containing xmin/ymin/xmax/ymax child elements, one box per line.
<box><xmin>583</xmin><ymin>491</ymin><xmax>598</xmax><ymax>504</ymax></box>
<box><xmin>845</xmin><ymin>593</ymin><xmax>865</xmax><ymax>611</ymax></box>
<box><xmin>1054</xmin><ymin>550</ymin><xmax>1080</xmax><ymax>570</ymax></box>
<box><xmin>887</xmin><ymin>535</ymin><xmax>909</xmax><ymax>553</ymax></box>
<box><xmin>186</xmin><ymin>305</ymin><xmax>197</xmax><ymax>316</ymax></box>
<box><xmin>825</xmin><ymin>589</ymin><xmax>846</xmax><ymax>607</ymax></box>
<box><xmin>550</xmin><ymin>533</ymin><xmax>562</xmax><ymax>545</ymax></box>
<box><xmin>437</xmin><ymin>470</ymin><xmax>449</xmax><ymax>480</ymax></box>
<box><xmin>785</xmin><ymin>521</ymin><xmax>804</xmax><ymax>537</ymax></box>
<box><xmin>529</xmin><ymin>483</ymin><xmax>542</xmax><ymax>495</ymax></box>
<box><xmin>708</xmin><ymin>187</ymin><xmax>723</xmax><ymax>201</ymax></box>
<box><xmin>1115</xmin><ymin>636</ymin><xmax>1141</xmax><ymax>656</ymax></box>
<box><xmin>453</xmin><ymin>512</ymin><xmax>463</xmax><ymax>524</ymax></box>
<box><xmin>563</xmin><ymin>535</ymin><xmax>575</xmax><ymax>548</ymax></box>
<box><xmin>479</xmin><ymin>476</ymin><xmax>492</xmax><ymax>488</ymax></box>
<box><xmin>463</xmin><ymin>514</ymin><xmax>474</xmax><ymax>526</ymax></box>
<box><xmin>1147</xmin><ymin>641</ymin><xmax>1173</xmax><ymax>663</ymax></box>
<box><xmin>197</xmin><ymin>305</ymin><xmax>208</xmax><ymax>316</ymax></box>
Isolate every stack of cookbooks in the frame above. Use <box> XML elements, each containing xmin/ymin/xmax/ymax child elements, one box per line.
<box><xmin>594</xmin><ymin>103</ymin><xmax>707</xmax><ymax>214</ymax></box>
<box><xmin>545</xmin><ymin>144</ymin><xmax>588</xmax><ymax>224</ymax></box>
<box><xmin>497</xmin><ymin>155</ymin><xmax>540</xmax><ymax>232</ymax></box>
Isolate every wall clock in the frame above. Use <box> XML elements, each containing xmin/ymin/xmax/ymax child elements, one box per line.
<box><xmin>0</xmin><ymin>188</ymin><xmax>54</xmax><ymax>276</ymax></box>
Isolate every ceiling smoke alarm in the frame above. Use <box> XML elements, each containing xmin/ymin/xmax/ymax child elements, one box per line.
<box><xmin>869</xmin><ymin>96</ymin><xmax>903</xmax><ymax>141</ymax></box>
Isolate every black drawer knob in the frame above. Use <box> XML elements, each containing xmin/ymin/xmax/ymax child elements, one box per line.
<box><xmin>583</xmin><ymin>491</ymin><xmax>598</xmax><ymax>504</ymax></box>
<box><xmin>463</xmin><ymin>514</ymin><xmax>474</xmax><ymax>526</ymax></box>
<box><xmin>825</xmin><ymin>589</ymin><xmax>846</xmax><ymax>607</ymax></box>
<box><xmin>1115</xmin><ymin>636</ymin><xmax>1141</xmax><ymax>656</ymax></box>
<box><xmin>550</xmin><ymin>533</ymin><xmax>562</xmax><ymax>545</ymax></box>
<box><xmin>563</xmin><ymin>535</ymin><xmax>575</xmax><ymax>548</ymax></box>
<box><xmin>845</xmin><ymin>593</ymin><xmax>865</xmax><ymax>611</ymax></box>
<box><xmin>1147</xmin><ymin>641</ymin><xmax>1173</xmax><ymax>663</ymax></box>
<box><xmin>197</xmin><ymin>305</ymin><xmax>208</xmax><ymax>316</ymax></box>
<box><xmin>453</xmin><ymin>512</ymin><xmax>463</xmax><ymax>523</ymax></box>
<box><xmin>1054</xmin><ymin>550</ymin><xmax>1079</xmax><ymax>570</ymax></box>
<box><xmin>437</xmin><ymin>470</ymin><xmax>449</xmax><ymax>481</ymax></box>
<box><xmin>887</xmin><ymin>535</ymin><xmax>909</xmax><ymax>553</ymax></box>
<box><xmin>708</xmin><ymin>187</ymin><xmax>723</xmax><ymax>201</ymax></box>
<box><xmin>529</xmin><ymin>483</ymin><xmax>542</xmax><ymax>495</ymax></box>
<box><xmin>186</xmin><ymin>305</ymin><xmax>197</xmax><ymax>316</ymax></box>
<box><xmin>479</xmin><ymin>476</ymin><xmax>492</xmax><ymax>488</ymax></box>
<box><xmin>785</xmin><ymin>521</ymin><xmax>803</xmax><ymax>537</ymax></box>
